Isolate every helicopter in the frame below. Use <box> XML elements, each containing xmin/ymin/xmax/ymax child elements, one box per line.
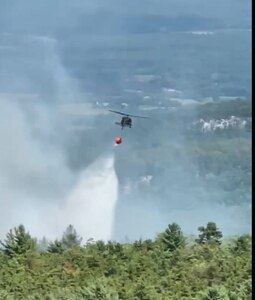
<box><xmin>109</xmin><ymin>109</ymin><xmax>149</xmax><ymax>144</ymax></box>
<box><xmin>109</xmin><ymin>109</ymin><xmax>149</xmax><ymax>130</ymax></box>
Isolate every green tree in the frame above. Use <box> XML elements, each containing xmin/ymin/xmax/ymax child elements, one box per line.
<box><xmin>231</xmin><ymin>234</ymin><xmax>251</xmax><ymax>253</ymax></box>
<box><xmin>61</xmin><ymin>225</ymin><xmax>82</xmax><ymax>249</ymax></box>
<box><xmin>229</xmin><ymin>279</ymin><xmax>252</xmax><ymax>300</ymax></box>
<box><xmin>160</xmin><ymin>223</ymin><xmax>185</xmax><ymax>251</ymax></box>
<box><xmin>83</xmin><ymin>281</ymin><xmax>120</xmax><ymax>300</ymax></box>
<box><xmin>196</xmin><ymin>222</ymin><xmax>223</xmax><ymax>245</ymax></box>
<box><xmin>197</xmin><ymin>286</ymin><xmax>230</xmax><ymax>300</ymax></box>
<box><xmin>47</xmin><ymin>240</ymin><xmax>65</xmax><ymax>254</ymax></box>
<box><xmin>0</xmin><ymin>224</ymin><xmax>37</xmax><ymax>257</ymax></box>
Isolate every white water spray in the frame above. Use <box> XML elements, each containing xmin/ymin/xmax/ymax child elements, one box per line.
<box><xmin>58</xmin><ymin>154</ymin><xmax>118</xmax><ymax>241</ymax></box>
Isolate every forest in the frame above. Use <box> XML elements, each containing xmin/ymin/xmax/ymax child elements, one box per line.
<box><xmin>0</xmin><ymin>222</ymin><xmax>251</xmax><ymax>299</ymax></box>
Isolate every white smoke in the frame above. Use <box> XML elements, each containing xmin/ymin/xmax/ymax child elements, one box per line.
<box><xmin>0</xmin><ymin>36</ymin><xmax>118</xmax><ymax>242</ymax></box>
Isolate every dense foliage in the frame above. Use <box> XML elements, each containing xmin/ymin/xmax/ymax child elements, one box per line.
<box><xmin>0</xmin><ymin>223</ymin><xmax>251</xmax><ymax>299</ymax></box>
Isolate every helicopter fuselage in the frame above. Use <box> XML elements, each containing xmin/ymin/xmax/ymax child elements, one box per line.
<box><xmin>121</xmin><ymin>116</ymin><xmax>132</xmax><ymax>128</ymax></box>
<box><xmin>115</xmin><ymin>116</ymin><xmax>132</xmax><ymax>129</ymax></box>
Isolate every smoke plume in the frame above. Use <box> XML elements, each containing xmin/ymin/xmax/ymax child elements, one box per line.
<box><xmin>0</xmin><ymin>36</ymin><xmax>118</xmax><ymax>241</ymax></box>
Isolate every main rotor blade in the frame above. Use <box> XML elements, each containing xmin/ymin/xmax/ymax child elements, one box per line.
<box><xmin>128</xmin><ymin>113</ymin><xmax>150</xmax><ymax>119</ymax></box>
<box><xmin>109</xmin><ymin>109</ymin><xmax>150</xmax><ymax>119</ymax></box>
<box><xmin>108</xmin><ymin>109</ymin><xmax>129</xmax><ymax>116</ymax></box>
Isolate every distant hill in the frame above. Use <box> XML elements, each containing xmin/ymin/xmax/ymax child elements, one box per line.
<box><xmin>76</xmin><ymin>13</ymin><xmax>222</xmax><ymax>35</ymax></box>
<box><xmin>0</xmin><ymin>0</ymin><xmax>251</xmax><ymax>35</ymax></box>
